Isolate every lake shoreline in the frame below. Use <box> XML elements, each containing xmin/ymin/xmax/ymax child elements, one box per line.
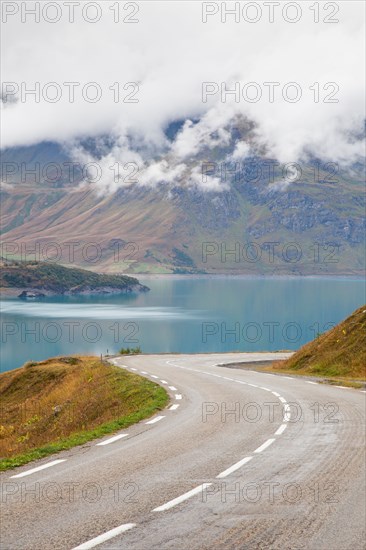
<box><xmin>137</xmin><ymin>273</ymin><xmax>366</xmax><ymax>281</ymax></box>
<box><xmin>0</xmin><ymin>284</ymin><xmax>148</xmax><ymax>298</ymax></box>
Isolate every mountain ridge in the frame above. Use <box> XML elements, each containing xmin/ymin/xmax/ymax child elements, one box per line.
<box><xmin>1</xmin><ymin>126</ymin><xmax>365</xmax><ymax>275</ymax></box>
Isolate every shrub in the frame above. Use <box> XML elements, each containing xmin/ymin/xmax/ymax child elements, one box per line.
<box><xmin>119</xmin><ymin>347</ymin><xmax>141</xmax><ymax>355</ymax></box>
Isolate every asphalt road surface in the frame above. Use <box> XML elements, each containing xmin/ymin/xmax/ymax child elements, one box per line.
<box><xmin>1</xmin><ymin>353</ymin><xmax>365</xmax><ymax>550</ymax></box>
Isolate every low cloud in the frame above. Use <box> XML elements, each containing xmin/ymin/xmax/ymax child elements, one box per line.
<box><xmin>1</xmin><ymin>1</ymin><xmax>365</xmax><ymax>193</ymax></box>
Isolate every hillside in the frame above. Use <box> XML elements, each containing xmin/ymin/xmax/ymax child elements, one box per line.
<box><xmin>1</xmin><ymin>126</ymin><xmax>365</xmax><ymax>275</ymax></box>
<box><xmin>0</xmin><ymin>260</ymin><xmax>148</xmax><ymax>296</ymax></box>
<box><xmin>272</xmin><ymin>305</ymin><xmax>366</xmax><ymax>380</ymax></box>
<box><xmin>0</xmin><ymin>356</ymin><xmax>168</xmax><ymax>470</ymax></box>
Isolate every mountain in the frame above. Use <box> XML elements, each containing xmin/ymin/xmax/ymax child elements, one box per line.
<box><xmin>1</xmin><ymin>123</ymin><xmax>365</xmax><ymax>275</ymax></box>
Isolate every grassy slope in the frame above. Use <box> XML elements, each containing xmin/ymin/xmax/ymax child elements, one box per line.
<box><xmin>0</xmin><ymin>260</ymin><xmax>144</xmax><ymax>292</ymax></box>
<box><xmin>0</xmin><ymin>356</ymin><xmax>168</xmax><ymax>470</ymax></box>
<box><xmin>271</xmin><ymin>305</ymin><xmax>366</xmax><ymax>381</ymax></box>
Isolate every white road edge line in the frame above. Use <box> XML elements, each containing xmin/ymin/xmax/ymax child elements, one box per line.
<box><xmin>169</xmin><ymin>404</ymin><xmax>180</xmax><ymax>411</ymax></box>
<box><xmin>145</xmin><ymin>415</ymin><xmax>165</xmax><ymax>425</ymax></box>
<box><xmin>216</xmin><ymin>456</ymin><xmax>253</xmax><ymax>479</ymax></box>
<box><xmin>72</xmin><ymin>523</ymin><xmax>136</xmax><ymax>550</ymax></box>
<box><xmin>254</xmin><ymin>438</ymin><xmax>276</xmax><ymax>453</ymax></box>
<box><xmin>10</xmin><ymin>459</ymin><xmax>66</xmax><ymax>479</ymax></box>
<box><xmin>130</xmin><ymin>368</ymin><xmax>137</xmax><ymax>371</ymax></box>
<box><xmin>160</xmin><ymin>380</ymin><xmax>168</xmax><ymax>384</ymax></box>
<box><xmin>168</xmin><ymin>386</ymin><xmax>177</xmax><ymax>391</ymax></box>
<box><xmin>151</xmin><ymin>375</ymin><xmax>159</xmax><ymax>379</ymax></box>
<box><xmin>153</xmin><ymin>483</ymin><xmax>212</xmax><ymax>512</ymax></box>
<box><xmin>307</xmin><ymin>381</ymin><xmax>317</xmax><ymax>385</ymax></box>
<box><xmin>275</xmin><ymin>424</ymin><xmax>287</xmax><ymax>435</ymax></box>
<box><xmin>96</xmin><ymin>434</ymin><xmax>128</xmax><ymax>446</ymax></box>
<box><xmin>175</xmin><ymin>394</ymin><xmax>182</xmax><ymax>400</ymax></box>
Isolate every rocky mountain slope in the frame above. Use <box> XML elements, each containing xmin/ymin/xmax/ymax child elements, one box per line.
<box><xmin>1</xmin><ymin>123</ymin><xmax>365</xmax><ymax>275</ymax></box>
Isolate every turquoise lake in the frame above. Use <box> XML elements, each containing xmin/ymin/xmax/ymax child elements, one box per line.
<box><xmin>1</xmin><ymin>276</ymin><xmax>365</xmax><ymax>372</ymax></box>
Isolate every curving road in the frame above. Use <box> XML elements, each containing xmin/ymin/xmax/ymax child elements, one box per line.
<box><xmin>1</xmin><ymin>353</ymin><xmax>365</xmax><ymax>550</ymax></box>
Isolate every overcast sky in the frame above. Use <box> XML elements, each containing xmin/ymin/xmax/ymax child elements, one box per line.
<box><xmin>1</xmin><ymin>1</ymin><xmax>365</xmax><ymax>191</ymax></box>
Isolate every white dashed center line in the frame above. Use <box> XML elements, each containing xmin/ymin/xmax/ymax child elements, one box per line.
<box><xmin>254</xmin><ymin>438</ymin><xmax>276</xmax><ymax>453</ymax></box>
<box><xmin>275</xmin><ymin>424</ymin><xmax>287</xmax><ymax>435</ymax></box>
<box><xmin>216</xmin><ymin>456</ymin><xmax>253</xmax><ymax>479</ymax></box>
<box><xmin>96</xmin><ymin>434</ymin><xmax>128</xmax><ymax>446</ymax></box>
<box><xmin>283</xmin><ymin>404</ymin><xmax>291</xmax><ymax>422</ymax></box>
<box><xmin>72</xmin><ymin>523</ymin><xmax>136</xmax><ymax>549</ymax></box>
<box><xmin>145</xmin><ymin>416</ymin><xmax>165</xmax><ymax>425</ymax></box>
<box><xmin>96</xmin><ymin>356</ymin><xmax>298</xmax><ymax>550</ymax></box>
<box><xmin>153</xmin><ymin>483</ymin><xmax>212</xmax><ymax>512</ymax></box>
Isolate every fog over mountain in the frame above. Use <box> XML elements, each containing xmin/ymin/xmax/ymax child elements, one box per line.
<box><xmin>1</xmin><ymin>2</ymin><xmax>365</xmax><ymax>195</ymax></box>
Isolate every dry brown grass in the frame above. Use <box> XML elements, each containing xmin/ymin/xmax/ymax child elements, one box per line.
<box><xmin>270</xmin><ymin>304</ymin><xmax>366</xmax><ymax>380</ymax></box>
<box><xmin>0</xmin><ymin>356</ymin><xmax>167</xmax><ymax>465</ymax></box>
